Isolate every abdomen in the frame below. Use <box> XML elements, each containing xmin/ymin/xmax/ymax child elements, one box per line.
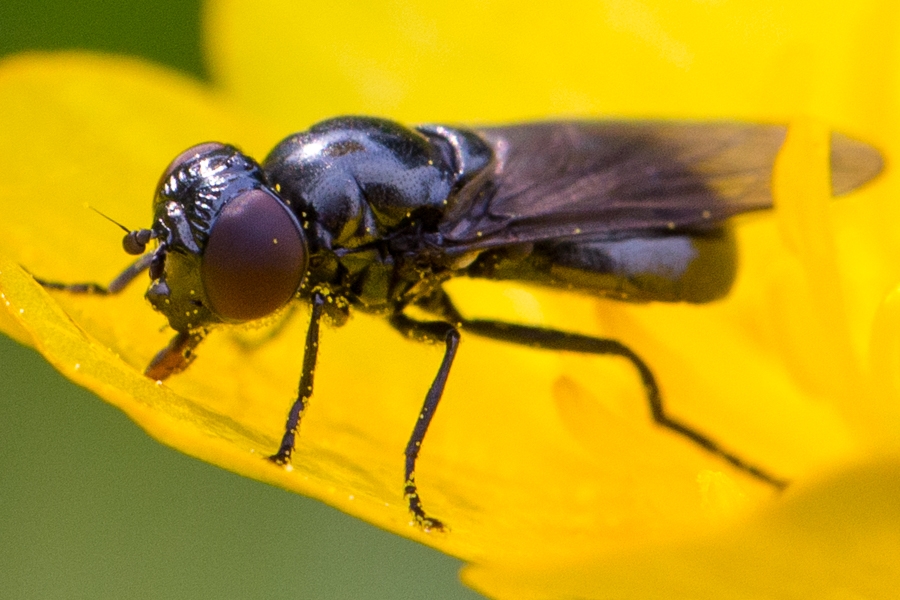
<box><xmin>464</xmin><ymin>227</ymin><xmax>737</xmax><ymax>303</ymax></box>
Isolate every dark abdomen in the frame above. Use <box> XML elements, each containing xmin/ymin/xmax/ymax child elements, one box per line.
<box><xmin>465</xmin><ymin>227</ymin><xmax>737</xmax><ymax>303</ymax></box>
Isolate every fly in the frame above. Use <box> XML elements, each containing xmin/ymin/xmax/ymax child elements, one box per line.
<box><xmin>36</xmin><ymin>117</ymin><xmax>883</xmax><ymax>531</ymax></box>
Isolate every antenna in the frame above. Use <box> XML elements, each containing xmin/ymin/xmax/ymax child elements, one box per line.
<box><xmin>86</xmin><ymin>204</ymin><xmax>155</xmax><ymax>255</ymax></box>
<box><xmin>87</xmin><ymin>204</ymin><xmax>131</xmax><ymax>234</ymax></box>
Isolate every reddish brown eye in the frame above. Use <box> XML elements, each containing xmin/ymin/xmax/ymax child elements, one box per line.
<box><xmin>201</xmin><ymin>189</ymin><xmax>307</xmax><ymax>321</ymax></box>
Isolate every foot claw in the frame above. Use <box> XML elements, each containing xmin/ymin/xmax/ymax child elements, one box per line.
<box><xmin>268</xmin><ymin>452</ymin><xmax>291</xmax><ymax>466</ymax></box>
<box><xmin>413</xmin><ymin>514</ymin><xmax>447</xmax><ymax>532</ymax></box>
<box><xmin>406</xmin><ymin>483</ymin><xmax>447</xmax><ymax>532</ymax></box>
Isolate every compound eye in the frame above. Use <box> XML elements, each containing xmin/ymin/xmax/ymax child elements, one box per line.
<box><xmin>201</xmin><ymin>189</ymin><xmax>307</xmax><ymax>321</ymax></box>
<box><xmin>157</xmin><ymin>142</ymin><xmax>227</xmax><ymax>194</ymax></box>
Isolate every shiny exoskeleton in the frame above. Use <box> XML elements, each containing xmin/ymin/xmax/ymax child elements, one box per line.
<box><xmin>39</xmin><ymin>116</ymin><xmax>883</xmax><ymax>531</ymax></box>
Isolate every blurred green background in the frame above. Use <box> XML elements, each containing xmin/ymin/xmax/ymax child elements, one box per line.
<box><xmin>0</xmin><ymin>2</ymin><xmax>484</xmax><ymax>598</ymax></box>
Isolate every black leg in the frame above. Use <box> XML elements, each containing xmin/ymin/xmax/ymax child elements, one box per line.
<box><xmin>412</xmin><ymin>289</ymin><xmax>788</xmax><ymax>490</ymax></box>
<box><xmin>33</xmin><ymin>253</ymin><xmax>153</xmax><ymax>295</ymax></box>
<box><xmin>269</xmin><ymin>292</ymin><xmax>326</xmax><ymax>465</ymax></box>
<box><xmin>389</xmin><ymin>312</ymin><xmax>460</xmax><ymax>532</ymax></box>
<box><xmin>461</xmin><ymin>318</ymin><xmax>788</xmax><ymax>490</ymax></box>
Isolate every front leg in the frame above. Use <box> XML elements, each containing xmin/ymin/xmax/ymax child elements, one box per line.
<box><xmin>389</xmin><ymin>312</ymin><xmax>460</xmax><ymax>532</ymax></box>
<box><xmin>269</xmin><ymin>292</ymin><xmax>326</xmax><ymax>465</ymax></box>
<box><xmin>33</xmin><ymin>253</ymin><xmax>154</xmax><ymax>295</ymax></box>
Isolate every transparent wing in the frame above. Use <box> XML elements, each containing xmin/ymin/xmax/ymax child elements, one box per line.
<box><xmin>438</xmin><ymin>121</ymin><xmax>881</xmax><ymax>250</ymax></box>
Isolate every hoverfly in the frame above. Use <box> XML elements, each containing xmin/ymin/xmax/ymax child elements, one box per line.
<box><xmin>38</xmin><ymin>117</ymin><xmax>883</xmax><ymax>531</ymax></box>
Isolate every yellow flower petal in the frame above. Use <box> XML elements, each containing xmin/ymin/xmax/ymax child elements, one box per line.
<box><xmin>463</xmin><ymin>457</ymin><xmax>900</xmax><ymax>599</ymax></box>
<box><xmin>205</xmin><ymin>0</ymin><xmax>895</xmax><ymax>125</ymax></box>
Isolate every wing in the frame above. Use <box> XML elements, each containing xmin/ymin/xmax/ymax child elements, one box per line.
<box><xmin>438</xmin><ymin>121</ymin><xmax>784</xmax><ymax>248</ymax></box>
<box><xmin>437</xmin><ymin>121</ymin><xmax>880</xmax><ymax>250</ymax></box>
